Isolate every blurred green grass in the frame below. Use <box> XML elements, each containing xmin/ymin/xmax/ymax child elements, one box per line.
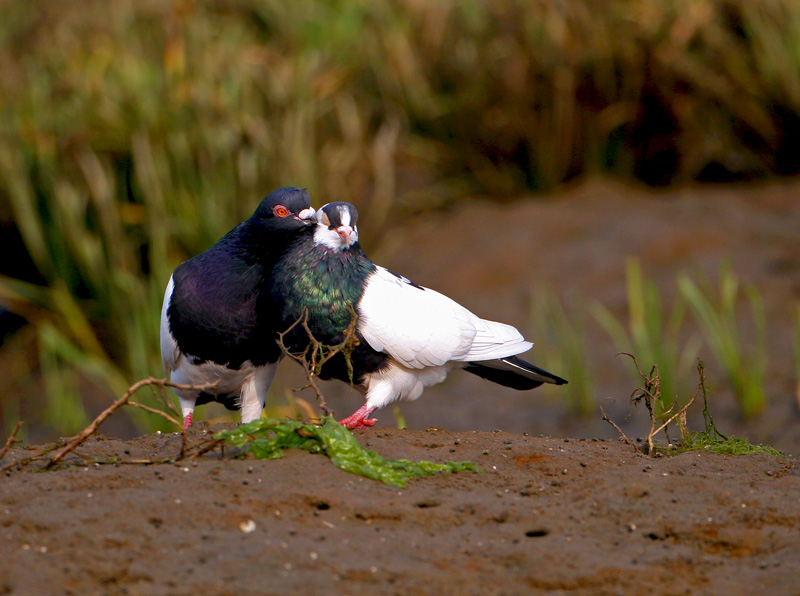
<box><xmin>1</xmin><ymin>0</ymin><xmax>799</xmax><ymax>436</ymax></box>
<box><xmin>592</xmin><ymin>259</ymin><xmax>701</xmax><ymax>413</ymax></box>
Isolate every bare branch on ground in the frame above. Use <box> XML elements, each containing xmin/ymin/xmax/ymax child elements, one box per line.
<box><xmin>0</xmin><ymin>377</ymin><xmax>221</xmax><ymax>473</ymax></box>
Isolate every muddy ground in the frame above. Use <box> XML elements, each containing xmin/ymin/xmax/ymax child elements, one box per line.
<box><xmin>1</xmin><ymin>424</ymin><xmax>799</xmax><ymax>596</ymax></box>
<box><xmin>1</xmin><ymin>179</ymin><xmax>800</xmax><ymax>594</ymax></box>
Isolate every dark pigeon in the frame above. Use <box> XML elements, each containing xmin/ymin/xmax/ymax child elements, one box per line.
<box><xmin>160</xmin><ymin>187</ymin><xmax>316</xmax><ymax>428</ymax></box>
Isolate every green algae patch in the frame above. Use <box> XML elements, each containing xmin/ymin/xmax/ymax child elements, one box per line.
<box><xmin>215</xmin><ymin>417</ymin><xmax>480</xmax><ymax>488</ymax></box>
<box><xmin>676</xmin><ymin>431</ymin><xmax>782</xmax><ymax>456</ymax></box>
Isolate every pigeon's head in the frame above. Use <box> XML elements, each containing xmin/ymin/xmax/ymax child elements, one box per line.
<box><xmin>250</xmin><ymin>187</ymin><xmax>316</xmax><ymax>233</ymax></box>
<box><xmin>314</xmin><ymin>202</ymin><xmax>359</xmax><ymax>252</ymax></box>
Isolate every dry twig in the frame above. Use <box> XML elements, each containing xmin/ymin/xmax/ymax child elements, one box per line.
<box><xmin>599</xmin><ymin>400</ymin><xmax>637</xmax><ymax>452</ymax></box>
<box><xmin>277</xmin><ymin>306</ymin><xmax>360</xmax><ymax>417</ymax></box>
<box><xmin>603</xmin><ymin>353</ymin><xmax>706</xmax><ymax>456</ymax></box>
<box><xmin>0</xmin><ymin>421</ymin><xmax>23</xmax><ymax>462</ymax></box>
<box><xmin>0</xmin><ymin>377</ymin><xmax>221</xmax><ymax>474</ymax></box>
<box><xmin>126</xmin><ymin>400</ymin><xmax>182</xmax><ymax>426</ymax></box>
<box><xmin>44</xmin><ymin>377</ymin><xmax>218</xmax><ymax>469</ymax></box>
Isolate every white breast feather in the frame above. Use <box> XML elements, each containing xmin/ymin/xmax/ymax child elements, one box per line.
<box><xmin>357</xmin><ymin>267</ymin><xmax>532</xmax><ymax>368</ymax></box>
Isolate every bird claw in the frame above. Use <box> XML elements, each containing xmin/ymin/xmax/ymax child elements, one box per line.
<box><xmin>182</xmin><ymin>413</ymin><xmax>193</xmax><ymax>430</ymax></box>
<box><xmin>345</xmin><ymin>418</ymin><xmax>378</xmax><ymax>430</ymax></box>
<box><xmin>338</xmin><ymin>406</ymin><xmax>378</xmax><ymax>430</ymax></box>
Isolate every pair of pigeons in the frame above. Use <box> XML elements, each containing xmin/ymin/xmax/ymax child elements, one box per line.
<box><xmin>160</xmin><ymin>187</ymin><xmax>566</xmax><ymax>430</ymax></box>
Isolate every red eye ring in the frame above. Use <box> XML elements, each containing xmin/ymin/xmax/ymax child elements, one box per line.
<box><xmin>273</xmin><ymin>205</ymin><xmax>291</xmax><ymax>218</ymax></box>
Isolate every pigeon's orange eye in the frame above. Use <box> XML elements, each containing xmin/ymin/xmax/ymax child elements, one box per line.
<box><xmin>273</xmin><ymin>205</ymin><xmax>291</xmax><ymax>218</ymax></box>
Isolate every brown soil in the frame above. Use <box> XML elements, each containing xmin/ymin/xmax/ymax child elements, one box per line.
<box><xmin>2</xmin><ymin>424</ymin><xmax>799</xmax><ymax>596</ymax></box>
<box><xmin>2</xmin><ymin>178</ymin><xmax>800</xmax><ymax>595</ymax></box>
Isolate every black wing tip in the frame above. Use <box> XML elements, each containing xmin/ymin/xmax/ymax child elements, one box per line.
<box><xmin>463</xmin><ymin>355</ymin><xmax>568</xmax><ymax>390</ymax></box>
<box><xmin>462</xmin><ymin>364</ymin><xmax>543</xmax><ymax>390</ymax></box>
<box><xmin>502</xmin><ymin>355</ymin><xmax>568</xmax><ymax>385</ymax></box>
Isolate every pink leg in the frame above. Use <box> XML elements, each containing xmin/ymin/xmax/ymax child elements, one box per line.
<box><xmin>338</xmin><ymin>404</ymin><xmax>378</xmax><ymax>430</ymax></box>
<box><xmin>182</xmin><ymin>412</ymin><xmax>193</xmax><ymax>430</ymax></box>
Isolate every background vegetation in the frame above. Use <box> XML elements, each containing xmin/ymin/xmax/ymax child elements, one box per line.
<box><xmin>1</xmin><ymin>0</ymin><xmax>799</xmax><ymax>438</ymax></box>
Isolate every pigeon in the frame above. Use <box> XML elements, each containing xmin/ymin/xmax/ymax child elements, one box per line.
<box><xmin>160</xmin><ymin>187</ymin><xmax>316</xmax><ymax>428</ymax></box>
<box><xmin>270</xmin><ymin>201</ymin><xmax>567</xmax><ymax>429</ymax></box>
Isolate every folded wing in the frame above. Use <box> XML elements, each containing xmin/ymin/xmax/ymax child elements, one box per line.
<box><xmin>357</xmin><ymin>267</ymin><xmax>532</xmax><ymax>369</ymax></box>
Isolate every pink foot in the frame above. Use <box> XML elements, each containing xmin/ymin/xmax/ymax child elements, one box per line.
<box><xmin>338</xmin><ymin>404</ymin><xmax>378</xmax><ymax>430</ymax></box>
<box><xmin>182</xmin><ymin>412</ymin><xmax>193</xmax><ymax>430</ymax></box>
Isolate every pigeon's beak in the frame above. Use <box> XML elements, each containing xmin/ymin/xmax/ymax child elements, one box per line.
<box><xmin>297</xmin><ymin>207</ymin><xmax>316</xmax><ymax>225</ymax></box>
<box><xmin>336</xmin><ymin>225</ymin><xmax>353</xmax><ymax>244</ymax></box>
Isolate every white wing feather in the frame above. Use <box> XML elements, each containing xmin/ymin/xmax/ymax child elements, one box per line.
<box><xmin>160</xmin><ymin>275</ymin><xmax>180</xmax><ymax>374</ymax></box>
<box><xmin>357</xmin><ymin>267</ymin><xmax>532</xmax><ymax>369</ymax></box>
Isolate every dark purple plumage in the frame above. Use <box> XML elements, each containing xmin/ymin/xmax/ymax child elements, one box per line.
<box><xmin>161</xmin><ymin>187</ymin><xmax>316</xmax><ymax>427</ymax></box>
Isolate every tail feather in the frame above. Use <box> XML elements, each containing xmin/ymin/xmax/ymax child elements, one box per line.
<box><xmin>463</xmin><ymin>355</ymin><xmax>567</xmax><ymax>390</ymax></box>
